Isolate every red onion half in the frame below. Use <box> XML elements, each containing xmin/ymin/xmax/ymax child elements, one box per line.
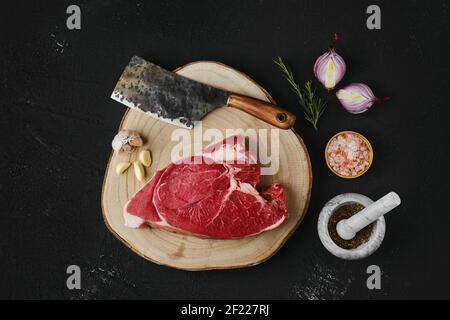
<box><xmin>313</xmin><ymin>33</ymin><xmax>346</xmax><ymax>90</ymax></box>
<box><xmin>336</xmin><ymin>83</ymin><xmax>389</xmax><ymax>114</ymax></box>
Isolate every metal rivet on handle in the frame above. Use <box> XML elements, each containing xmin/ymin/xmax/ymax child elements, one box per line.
<box><xmin>277</xmin><ymin>113</ymin><xmax>287</xmax><ymax>122</ymax></box>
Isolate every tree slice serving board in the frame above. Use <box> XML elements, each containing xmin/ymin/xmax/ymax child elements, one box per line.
<box><xmin>101</xmin><ymin>61</ymin><xmax>312</xmax><ymax>271</ymax></box>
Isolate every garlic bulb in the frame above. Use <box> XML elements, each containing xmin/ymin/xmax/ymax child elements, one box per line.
<box><xmin>336</xmin><ymin>83</ymin><xmax>389</xmax><ymax>114</ymax></box>
<box><xmin>112</xmin><ymin>130</ymin><xmax>143</xmax><ymax>153</ymax></box>
<box><xmin>313</xmin><ymin>33</ymin><xmax>346</xmax><ymax>90</ymax></box>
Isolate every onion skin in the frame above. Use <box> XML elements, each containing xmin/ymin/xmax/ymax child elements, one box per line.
<box><xmin>112</xmin><ymin>130</ymin><xmax>143</xmax><ymax>153</ymax></box>
<box><xmin>336</xmin><ymin>83</ymin><xmax>388</xmax><ymax>114</ymax></box>
<box><xmin>314</xmin><ymin>47</ymin><xmax>346</xmax><ymax>90</ymax></box>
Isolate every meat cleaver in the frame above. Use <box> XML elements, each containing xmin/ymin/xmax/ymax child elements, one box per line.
<box><xmin>111</xmin><ymin>56</ymin><xmax>296</xmax><ymax>129</ymax></box>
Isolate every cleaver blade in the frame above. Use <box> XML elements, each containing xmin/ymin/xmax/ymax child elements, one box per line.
<box><xmin>111</xmin><ymin>56</ymin><xmax>295</xmax><ymax>130</ymax></box>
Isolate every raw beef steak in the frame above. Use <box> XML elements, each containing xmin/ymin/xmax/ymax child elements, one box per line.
<box><xmin>124</xmin><ymin>136</ymin><xmax>287</xmax><ymax>238</ymax></box>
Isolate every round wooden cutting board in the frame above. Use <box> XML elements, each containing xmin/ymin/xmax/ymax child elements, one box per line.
<box><xmin>101</xmin><ymin>61</ymin><xmax>312</xmax><ymax>270</ymax></box>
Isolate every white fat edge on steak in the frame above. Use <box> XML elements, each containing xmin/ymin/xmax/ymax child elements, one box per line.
<box><xmin>123</xmin><ymin>200</ymin><xmax>172</xmax><ymax>229</ymax></box>
<box><xmin>124</xmin><ymin>212</ymin><xmax>145</xmax><ymax>228</ymax></box>
<box><xmin>237</xmin><ymin>181</ymin><xmax>287</xmax><ymax>232</ymax></box>
<box><xmin>203</xmin><ymin>139</ymin><xmax>256</xmax><ymax>164</ymax></box>
<box><xmin>205</xmin><ymin>172</ymin><xmax>238</xmax><ymax>226</ymax></box>
<box><xmin>261</xmin><ymin>215</ymin><xmax>286</xmax><ymax>232</ymax></box>
<box><xmin>237</xmin><ymin>182</ymin><xmax>266</xmax><ymax>205</ymax></box>
<box><xmin>111</xmin><ymin>92</ymin><xmax>192</xmax><ymax>129</ymax></box>
<box><xmin>123</xmin><ymin>198</ymin><xmax>146</xmax><ymax>228</ymax></box>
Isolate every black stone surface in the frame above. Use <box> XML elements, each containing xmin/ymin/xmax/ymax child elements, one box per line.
<box><xmin>0</xmin><ymin>0</ymin><xmax>449</xmax><ymax>299</ymax></box>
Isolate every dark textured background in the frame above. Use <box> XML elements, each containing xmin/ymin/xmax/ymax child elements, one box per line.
<box><xmin>0</xmin><ymin>0</ymin><xmax>449</xmax><ymax>299</ymax></box>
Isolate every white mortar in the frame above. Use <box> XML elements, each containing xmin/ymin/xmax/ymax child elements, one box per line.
<box><xmin>317</xmin><ymin>193</ymin><xmax>386</xmax><ymax>260</ymax></box>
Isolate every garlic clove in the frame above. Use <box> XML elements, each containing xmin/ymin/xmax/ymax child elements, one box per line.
<box><xmin>116</xmin><ymin>162</ymin><xmax>131</xmax><ymax>175</ymax></box>
<box><xmin>133</xmin><ymin>161</ymin><xmax>145</xmax><ymax>182</ymax></box>
<box><xmin>138</xmin><ymin>150</ymin><xmax>152</xmax><ymax>167</ymax></box>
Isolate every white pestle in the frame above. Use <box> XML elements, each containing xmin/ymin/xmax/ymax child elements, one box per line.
<box><xmin>336</xmin><ymin>192</ymin><xmax>401</xmax><ymax>240</ymax></box>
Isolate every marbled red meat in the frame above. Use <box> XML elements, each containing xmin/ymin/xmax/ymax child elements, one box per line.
<box><xmin>123</xmin><ymin>136</ymin><xmax>287</xmax><ymax>238</ymax></box>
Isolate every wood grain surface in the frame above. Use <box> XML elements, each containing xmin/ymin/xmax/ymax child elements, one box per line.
<box><xmin>101</xmin><ymin>61</ymin><xmax>312</xmax><ymax>270</ymax></box>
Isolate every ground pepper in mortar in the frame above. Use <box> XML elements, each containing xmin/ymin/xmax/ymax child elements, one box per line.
<box><xmin>328</xmin><ymin>203</ymin><xmax>374</xmax><ymax>249</ymax></box>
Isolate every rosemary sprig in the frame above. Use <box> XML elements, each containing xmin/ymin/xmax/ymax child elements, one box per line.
<box><xmin>274</xmin><ymin>56</ymin><xmax>327</xmax><ymax>130</ymax></box>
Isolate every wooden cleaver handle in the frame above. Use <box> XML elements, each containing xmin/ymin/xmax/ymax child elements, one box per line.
<box><xmin>227</xmin><ymin>94</ymin><xmax>296</xmax><ymax>129</ymax></box>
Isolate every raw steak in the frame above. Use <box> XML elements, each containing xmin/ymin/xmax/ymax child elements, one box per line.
<box><xmin>124</xmin><ymin>136</ymin><xmax>287</xmax><ymax>238</ymax></box>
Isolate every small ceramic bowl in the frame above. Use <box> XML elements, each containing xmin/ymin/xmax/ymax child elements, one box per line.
<box><xmin>325</xmin><ymin>131</ymin><xmax>373</xmax><ymax>179</ymax></box>
<box><xmin>317</xmin><ymin>193</ymin><xmax>385</xmax><ymax>260</ymax></box>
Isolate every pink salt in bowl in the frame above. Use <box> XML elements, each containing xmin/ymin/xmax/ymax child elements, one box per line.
<box><xmin>325</xmin><ymin>131</ymin><xmax>373</xmax><ymax>179</ymax></box>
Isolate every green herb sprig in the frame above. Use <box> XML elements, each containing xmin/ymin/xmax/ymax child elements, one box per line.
<box><xmin>274</xmin><ymin>56</ymin><xmax>327</xmax><ymax>130</ymax></box>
